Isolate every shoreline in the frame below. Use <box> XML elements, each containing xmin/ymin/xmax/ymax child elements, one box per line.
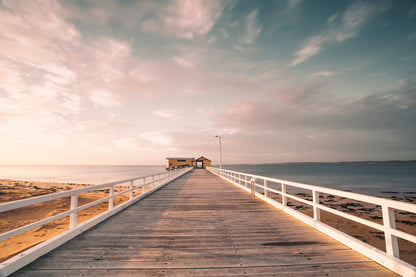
<box><xmin>0</xmin><ymin>179</ymin><xmax>415</xmax><ymax>266</ymax></box>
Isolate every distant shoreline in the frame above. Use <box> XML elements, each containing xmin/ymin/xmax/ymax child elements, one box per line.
<box><xmin>222</xmin><ymin>160</ymin><xmax>416</xmax><ymax>166</ymax></box>
<box><xmin>1</xmin><ymin>160</ymin><xmax>415</xmax><ymax>167</ymax></box>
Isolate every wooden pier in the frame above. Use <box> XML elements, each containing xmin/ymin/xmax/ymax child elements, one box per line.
<box><xmin>11</xmin><ymin>170</ymin><xmax>396</xmax><ymax>276</ymax></box>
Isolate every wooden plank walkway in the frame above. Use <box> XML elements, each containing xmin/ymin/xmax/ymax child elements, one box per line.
<box><xmin>12</xmin><ymin>170</ymin><xmax>396</xmax><ymax>276</ymax></box>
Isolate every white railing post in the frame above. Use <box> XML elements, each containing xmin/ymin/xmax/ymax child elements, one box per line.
<box><xmin>129</xmin><ymin>181</ymin><xmax>133</xmax><ymax>200</ymax></box>
<box><xmin>152</xmin><ymin>176</ymin><xmax>155</xmax><ymax>189</ymax></box>
<box><xmin>382</xmin><ymin>205</ymin><xmax>399</xmax><ymax>258</ymax></box>
<box><xmin>264</xmin><ymin>180</ymin><xmax>268</xmax><ymax>197</ymax></box>
<box><xmin>282</xmin><ymin>183</ymin><xmax>287</xmax><ymax>206</ymax></box>
<box><xmin>245</xmin><ymin>175</ymin><xmax>247</xmax><ymax>187</ymax></box>
<box><xmin>69</xmin><ymin>194</ymin><xmax>78</xmax><ymax>229</ymax></box>
<box><xmin>109</xmin><ymin>186</ymin><xmax>114</xmax><ymax>210</ymax></box>
<box><xmin>250</xmin><ymin>178</ymin><xmax>256</xmax><ymax>197</ymax></box>
<box><xmin>312</xmin><ymin>190</ymin><xmax>320</xmax><ymax>221</ymax></box>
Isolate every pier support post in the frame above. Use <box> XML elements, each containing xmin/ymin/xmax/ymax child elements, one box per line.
<box><xmin>250</xmin><ymin>178</ymin><xmax>256</xmax><ymax>197</ymax></box>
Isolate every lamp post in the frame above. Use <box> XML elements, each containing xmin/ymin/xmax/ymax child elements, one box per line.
<box><xmin>215</xmin><ymin>135</ymin><xmax>222</xmax><ymax>170</ymax></box>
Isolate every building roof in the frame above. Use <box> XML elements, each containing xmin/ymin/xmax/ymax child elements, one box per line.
<box><xmin>166</xmin><ymin>157</ymin><xmax>195</xmax><ymax>160</ymax></box>
<box><xmin>196</xmin><ymin>156</ymin><xmax>211</xmax><ymax>161</ymax></box>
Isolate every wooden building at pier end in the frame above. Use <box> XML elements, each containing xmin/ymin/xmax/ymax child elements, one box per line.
<box><xmin>166</xmin><ymin>156</ymin><xmax>211</xmax><ymax>170</ymax></box>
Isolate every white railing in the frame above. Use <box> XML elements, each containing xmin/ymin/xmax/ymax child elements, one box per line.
<box><xmin>207</xmin><ymin>166</ymin><xmax>416</xmax><ymax>277</ymax></box>
<box><xmin>0</xmin><ymin>167</ymin><xmax>193</xmax><ymax>277</ymax></box>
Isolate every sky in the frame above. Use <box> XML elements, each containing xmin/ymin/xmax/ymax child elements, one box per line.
<box><xmin>0</xmin><ymin>0</ymin><xmax>415</xmax><ymax>165</ymax></box>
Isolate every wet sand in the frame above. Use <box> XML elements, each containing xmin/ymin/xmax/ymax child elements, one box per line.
<box><xmin>0</xmin><ymin>179</ymin><xmax>415</xmax><ymax>267</ymax></box>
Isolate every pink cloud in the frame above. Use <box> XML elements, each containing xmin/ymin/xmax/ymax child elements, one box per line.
<box><xmin>153</xmin><ymin>109</ymin><xmax>183</xmax><ymax>120</ymax></box>
<box><xmin>141</xmin><ymin>0</ymin><xmax>223</xmax><ymax>39</ymax></box>
<box><xmin>310</xmin><ymin>71</ymin><xmax>336</xmax><ymax>78</ymax></box>
<box><xmin>216</xmin><ymin>100</ymin><xmax>259</xmax><ymax>126</ymax></box>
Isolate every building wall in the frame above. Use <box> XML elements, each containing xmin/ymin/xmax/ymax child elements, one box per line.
<box><xmin>166</xmin><ymin>158</ymin><xmax>194</xmax><ymax>169</ymax></box>
<box><xmin>166</xmin><ymin>157</ymin><xmax>211</xmax><ymax>169</ymax></box>
<box><xmin>196</xmin><ymin>157</ymin><xmax>211</xmax><ymax>169</ymax></box>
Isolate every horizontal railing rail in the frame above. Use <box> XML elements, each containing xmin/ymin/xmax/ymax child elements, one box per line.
<box><xmin>0</xmin><ymin>167</ymin><xmax>193</xmax><ymax>277</ymax></box>
<box><xmin>207</xmin><ymin>166</ymin><xmax>416</xmax><ymax>277</ymax></box>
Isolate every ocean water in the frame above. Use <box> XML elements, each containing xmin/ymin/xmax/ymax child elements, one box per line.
<box><xmin>0</xmin><ymin>163</ymin><xmax>415</xmax><ymax>196</ymax></box>
<box><xmin>220</xmin><ymin>162</ymin><xmax>416</xmax><ymax>196</ymax></box>
<box><xmin>0</xmin><ymin>165</ymin><xmax>165</xmax><ymax>185</ymax></box>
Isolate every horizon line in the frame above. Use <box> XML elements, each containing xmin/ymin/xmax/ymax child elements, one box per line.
<box><xmin>1</xmin><ymin>159</ymin><xmax>415</xmax><ymax>166</ymax></box>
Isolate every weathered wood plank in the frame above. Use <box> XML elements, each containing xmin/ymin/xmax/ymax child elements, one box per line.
<box><xmin>11</xmin><ymin>170</ymin><xmax>397</xmax><ymax>276</ymax></box>
<box><xmin>10</xmin><ymin>263</ymin><xmax>395</xmax><ymax>277</ymax></box>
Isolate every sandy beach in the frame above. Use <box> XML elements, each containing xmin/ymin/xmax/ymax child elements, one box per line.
<box><xmin>268</xmin><ymin>191</ymin><xmax>416</xmax><ymax>265</ymax></box>
<box><xmin>0</xmin><ymin>179</ymin><xmax>415</xmax><ymax>266</ymax></box>
<box><xmin>0</xmin><ymin>179</ymin><xmax>130</xmax><ymax>263</ymax></box>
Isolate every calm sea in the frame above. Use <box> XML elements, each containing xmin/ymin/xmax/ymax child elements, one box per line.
<box><xmin>0</xmin><ymin>163</ymin><xmax>415</xmax><ymax>196</ymax></box>
<box><xmin>0</xmin><ymin>165</ymin><xmax>165</xmax><ymax>185</ymax></box>
<box><xmin>221</xmin><ymin>162</ymin><xmax>416</xmax><ymax>196</ymax></box>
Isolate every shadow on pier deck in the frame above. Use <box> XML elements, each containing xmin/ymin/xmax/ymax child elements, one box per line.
<box><xmin>12</xmin><ymin>170</ymin><xmax>396</xmax><ymax>276</ymax></box>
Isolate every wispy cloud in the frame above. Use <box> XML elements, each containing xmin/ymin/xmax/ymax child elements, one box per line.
<box><xmin>153</xmin><ymin>109</ymin><xmax>183</xmax><ymax>120</ymax></box>
<box><xmin>172</xmin><ymin>49</ymin><xmax>200</xmax><ymax>68</ymax></box>
<box><xmin>242</xmin><ymin>9</ymin><xmax>262</xmax><ymax>44</ymax></box>
<box><xmin>310</xmin><ymin>71</ymin><xmax>336</xmax><ymax>78</ymax></box>
<box><xmin>286</xmin><ymin>0</ymin><xmax>304</xmax><ymax>10</ymax></box>
<box><xmin>89</xmin><ymin>90</ymin><xmax>122</xmax><ymax>107</ymax></box>
<box><xmin>141</xmin><ymin>0</ymin><xmax>223</xmax><ymax>40</ymax></box>
<box><xmin>216</xmin><ymin>100</ymin><xmax>259</xmax><ymax>125</ymax></box>
<box><xmin>291</xmin><ymin>1</ymin><xmax>390</xmax><ymax>66</ymax></box>
<box><xmin>140</xmin><ymin>131</ymin><xmax>173</xmax><ymax>146</ymax></box>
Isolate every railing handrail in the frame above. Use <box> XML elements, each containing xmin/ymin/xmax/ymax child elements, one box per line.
<box><xmin>0</xmin><ymin>167</ymin><xmax>193</xmax><ymax>277</ymax></box>
<box><xmin>208</xmin><ymin>168</ymin><xmax>416</xmax><ymax>211</ymax></box>
<box><xmin>0</xmin><ymin>172</ymin><xmax>174</xmax><ymax>213</ymax></box>
<box><xmin>207</xmin><ymin>166</ymin><xmax>416</xmax><ymax>277</ymax></box>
